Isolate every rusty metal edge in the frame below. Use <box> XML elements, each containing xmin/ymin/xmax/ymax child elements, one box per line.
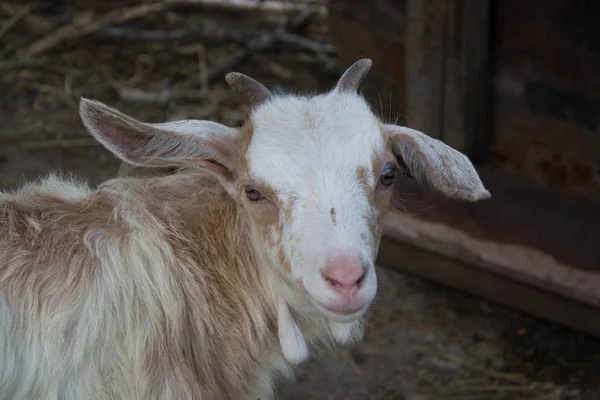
<box><xmin>377</xmin><ymin>218</ymin><xmax>600</xmax><ymax>339</ymax></box>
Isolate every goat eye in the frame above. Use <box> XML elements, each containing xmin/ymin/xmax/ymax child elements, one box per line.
<box><xmin>379</xmin><ymin>164</ymin><xmax>395</xmax><ymax>186</ymax></box>
<box><xmin>245</xmin><ymin>187</ymin><xmax>264</xmax><ymax>201</ymax></box>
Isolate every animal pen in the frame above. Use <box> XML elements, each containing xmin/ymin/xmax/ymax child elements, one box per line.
<box><xmin>1</xmin><ymin>0</ymin><xmax>600</xmax><ymax>398</ymax></box>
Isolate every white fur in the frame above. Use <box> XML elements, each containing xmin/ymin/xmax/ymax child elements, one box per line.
<box><xmin>329</xmin><ymin>320</ymin><xmax>365</xmax><ymax>344</ymax></box>
<box><xmin>277</xmin><ymin>298</ymin><xmax>309</xmax><ymax>364</ymax></box>
<box><xmin>248</xmin><ymin>91</ymin><xmax>383</xmax><ymax>318</ymax></box>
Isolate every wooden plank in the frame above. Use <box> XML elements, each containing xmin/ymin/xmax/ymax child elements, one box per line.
<box><xmin>490</xmin><ymin>0</ymin><xmax>600</xmax><ymax>202</ymax></box>
<box><xmin>405</xmin><ymin>0</ymin><xmax>448</xmax><ymax>139</ymax></box>
<box><xmin>405</xmin><ymin>0</ymin><xmax>492</xmax><ymax>156</ymax></box>
<box><xmin>442</xmin><ymin>0</ymin><xmax>491</xmax><ymax>160</ymax></box>
<box><xmin>382</xmin><ymin>211</ymin><xmax>600</xmax><ymax>309</ymax></box>
<box><xmin>377</xmin><ymin>165</ymin><xmax>600</xmax><ymax>337</ymax></box>
<box><xmin>327</xmin><ymin>0</ymin><xmax>407</xmax><ymax>122</ymax></box>
<box><xmin>376</xmin><ymin>233</ymin><xmax>600</xmax><ymax>339</ymax></box>
<box><xmin>391</xmin><ymin>167</ymin><xmax>600</xmax><ymax>273</ymax></box>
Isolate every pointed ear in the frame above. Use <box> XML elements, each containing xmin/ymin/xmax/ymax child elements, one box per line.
<box><xmin>79</xmin><ymin>98</ymin><xmax>241</xmax><ymax>178</ymax></box>
<box><xmin>383</xmin><ymin>124</ymin><xmax>491</xmax><ymax>201</ymax></box>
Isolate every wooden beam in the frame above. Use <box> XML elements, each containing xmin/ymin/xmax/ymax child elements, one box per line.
<box><xmin>405</xmin><ymin>0</ymin><xmax>448</xmax><ymax>139</ymax></box>
<box><xmin>377</xmin><ymin>234</ymin><xmax>600</xmax><ymax>339</ymax></box>
<box><xmin>405</xmin><ymin>0</ymin><xmax>492</xmax><ymax>158</ymax></box>
<box><xmin>443</xmin><ymin>0</ymin><xmax>492</xmax><ymax>160</ymax></box>
<box><xmin>377</xmin><ymin>212</ymin><xmax>600</xmax><ymax>339</ymax></box>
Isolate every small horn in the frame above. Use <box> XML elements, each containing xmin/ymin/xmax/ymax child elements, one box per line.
<box><xmin>225</xmin><ymin>72</ymin><xmax>272</xmax><ymax>107</ymax></box>
<box><xmin>335</xmin><ymin>58</ymin><xmax>373</xmax><ymax>92</ymax></box>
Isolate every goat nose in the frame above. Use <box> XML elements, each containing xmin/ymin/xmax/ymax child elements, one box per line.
<box><xmin>322</xmin><ymin>254</ymin><xmax>367</xmax><ymax>293</ymax></box>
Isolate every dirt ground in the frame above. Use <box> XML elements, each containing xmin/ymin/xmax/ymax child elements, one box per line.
<box><xmin>1</xmin><ymin>3</ymin><xmax>600</xmax><ymax>399</ymax></box>
<box><xmin>280</xmin><ymin>266</ymin><xmax>600</xmax><ymax>400</ymax></box>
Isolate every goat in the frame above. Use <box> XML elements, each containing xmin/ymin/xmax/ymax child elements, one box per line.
<box><xmin>0</xmin><ymin>59</ymin><xmax>490</xmax><ymax>400</ymax></box>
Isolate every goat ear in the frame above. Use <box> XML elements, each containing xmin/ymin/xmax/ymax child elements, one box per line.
<box><xmin>79</xmin><ymin>98</ymin><xmax>240</xmax><ymax>178</ymax></box>
<box><xmin>383</xmin><ymin>124</ymin><xmax>491</xmax><ymax>201</ymax></box>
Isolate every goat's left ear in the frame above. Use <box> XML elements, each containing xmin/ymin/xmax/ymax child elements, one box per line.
<box><xmin>383</xmin><ymin>124</ymin><xmax>491</xmax><ymax>201</ymax></box>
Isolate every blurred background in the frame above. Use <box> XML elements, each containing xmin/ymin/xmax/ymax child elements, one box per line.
<box><xmin>1</xmin><ymin>0</ymin><xmax>600</xmax><ymax>399</ymax></box>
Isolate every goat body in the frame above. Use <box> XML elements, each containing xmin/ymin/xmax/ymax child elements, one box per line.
<box><xmin>0</xmin><ymin>172</ymin><xmax>315</xmax><ymax>399</ymax></box>
<box><xmin>0</xmin><ymin>59</ymin><xmax>490</xmax><ymax>399</ymax></box>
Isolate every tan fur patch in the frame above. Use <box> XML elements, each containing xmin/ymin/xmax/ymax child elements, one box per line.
<box><xmin>235</xmin><ymin>120</ymin><xmax>255</xmax><ymax>174</ymax></box>
<box><xmin>0</xmin><ymin>171</ymin><xmax>296</xmax><ymax>399</ymax></box>
<box><xmin>278</xmin><ymin>247</ymin><xmax>291</xmax><ymax>273</ymax></box>
<box><xmin>356</xmin><ymin>147</ymin><xmax>395</xmax><ymax>249</ymax></box>
<box><xmin>356</xmin><ymin>166</ymin><xmax>373</xmax><ymax>200</ymax></box>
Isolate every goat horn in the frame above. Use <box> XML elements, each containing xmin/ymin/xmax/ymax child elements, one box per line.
<box><xmin>225</xmin><ymin>72</ymin><xmax>272</xmax><ymax>108</ymax></box>
<box><xmin>335</xmin><ymin>58</ymin><xmax>373</xmax><ymax>92</ymax></box>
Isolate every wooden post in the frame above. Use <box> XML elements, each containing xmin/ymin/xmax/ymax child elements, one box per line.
<box><xmin>405</xmin><ymin>0</ymin><xmax>491</xmax><ymax>160</ymax></box>
<box><xmin>405</xmin><ymin>0</ymin><xmax>448</xmax><ymax>140</ymax></box>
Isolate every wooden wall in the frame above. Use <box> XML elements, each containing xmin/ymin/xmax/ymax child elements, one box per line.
<box><xmin>490</xmin><ymin>0</ymin><xmax>600</xmax><ymax>202</ymax></box>
<box><xmin>328</xmin><ymin>0</ymin><xmax>600</xmax><ymax>202</ymax></box>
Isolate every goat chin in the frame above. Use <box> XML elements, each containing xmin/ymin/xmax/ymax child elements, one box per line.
<box><xmin>277</xmin><ymin>296</ymin><xmax>367</xmax><ymax>365</ymax></box>
<box><xmin>329</xmin><ymin>319</ymin><xmax>365</xmax><ymax>344</ymax></box>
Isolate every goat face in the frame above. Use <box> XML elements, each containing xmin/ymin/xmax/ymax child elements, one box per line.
<box><xmin>241</xmin><ymin>88</ymin><xmax>389</xmax><ymax>322</ymax></box>
<box><xmin>79</xmin><ymin>59</ymin><xmax>490</xmax><ymax>326</ymax></box>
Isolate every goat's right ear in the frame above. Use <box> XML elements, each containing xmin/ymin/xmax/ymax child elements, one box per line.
<box><xmin>79</xmin><ymin>98</ymin><xmax>241</xmax><ymax>179</ymax></box>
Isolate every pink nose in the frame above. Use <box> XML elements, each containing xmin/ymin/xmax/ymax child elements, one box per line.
<box><xmin>322</xmin><ymin>253</ymin><xmax>367</xmax><ymax>294</ymax></box>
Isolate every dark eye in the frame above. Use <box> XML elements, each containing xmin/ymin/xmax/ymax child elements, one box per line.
<box><xmin>379</xmin><ymin>163</ymin><xmax>395</xmax><ymax>186</ymax></box>
<box><xmin>245</xmin><ymin>186</ymin><xmax>264</xmax><ymax>201</ymax></box>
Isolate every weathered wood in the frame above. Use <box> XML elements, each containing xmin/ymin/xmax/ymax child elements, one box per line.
<box><xmin>491</xmin><ymin>0</ymin><xmax>600</xmax><ymax>202</ymax></box>
<box><xmin>442</xmin><ymin>0</ymin><xmax>491</xmax><ymax>160</ymax></box>
<box><xmin>327</xmin><ymin>0</ymin><xmax>600</xmax><ymax>337</ymax></box>
<box><xmin>379</xmin><ymin>165</ymin><xmax>600</xmax><ymax>337</ymax></box>
<box><xmin>327</xmin><ymin>0</ymin><xmax>407</xmax><ymax>123</ymax></box>
<box><xmin>377</xmin><ymin>234</ymin><xmax>600</xmax><ymax>339</ymax></box>
<box><xmin>383</xmin><ymin>209</ymin><xmax>600</xmax><ymax>308</ymax></box>
<box><xmin>390</xmin><ymin>166</ymin><xmax>600</xmax><ymax>272</ymax></box>
<box><xmin>405</xmin><ymin>0</ymin><xmax>447</xmax><ymax>140</ymax></box>
<box><xmin>405</xmin><ymin>0</ymin><xmax>491</xmax><ymax>154</ymax></box>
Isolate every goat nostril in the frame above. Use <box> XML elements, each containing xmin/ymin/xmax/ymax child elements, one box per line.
<box><xmin>324</xmin><ymin>276</ymin><xmax>337</xmax><ymax>287</ymax></box>
<box><xmin>322</xmin><ymin>268</ymin><xmax>367</xmax><ymax>291</ymax></box>
<box><xmin>356</xmin><ymin>273</ymin><xmax>365</xmax><ymax>287</ymax></box>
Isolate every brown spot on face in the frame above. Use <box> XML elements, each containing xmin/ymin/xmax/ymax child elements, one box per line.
<box><xmin>241</xmin><ymin>181</ymin><xmax>297</xmax><ymax>253</ymax></box>
<box><xmin>330</xmin><ymin>208</ymin><xmax>336</xmax><ymax>225</ymax></box>
<box><xmin>354</xmin><ymin>164</ymin><xmax>382</xmax><ymax>254</ymax></box>
<box><xmin>361</xmin><ymin>232</ymin><xmax>367</xmax><ymax>240</ymax></box>
<box><xmin>356</xmin><ymin>166</ymin><xmax>373</xmax><ymax>200</ymax></box>
<box><xmin>282</xmin><ymin>197</ymin><xmax>295</xmax><ymax>225</ymax></box>
<box><xmin>357</xmin><ymin>143</ymin><xmax>398</xmax><ymax>254</ymax></box>
<box><xmin>371</xmin><ymin>149</ymin><xmax>382</xmax><ymax>179</ymax></box>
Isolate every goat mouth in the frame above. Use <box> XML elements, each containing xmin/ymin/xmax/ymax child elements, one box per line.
<box><xmin>295</xmin><ymin>279</ymin><xmax>369</xmax><ymax>320</ymax></box>
<box><xmin>312</xmin><ymin>300</ymin><xmax>367</xmax><ymax>321</ymax></box>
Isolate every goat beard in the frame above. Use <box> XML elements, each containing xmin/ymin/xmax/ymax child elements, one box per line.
<box><xmin>277</xmin><ymin>299</ymin><xmax>365</xmax><ymax>364</ymax></box>
<box><xmin>329</xmin><ymin>319</ymin><xmax>365</xmax><ymax>344</ymax></box>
